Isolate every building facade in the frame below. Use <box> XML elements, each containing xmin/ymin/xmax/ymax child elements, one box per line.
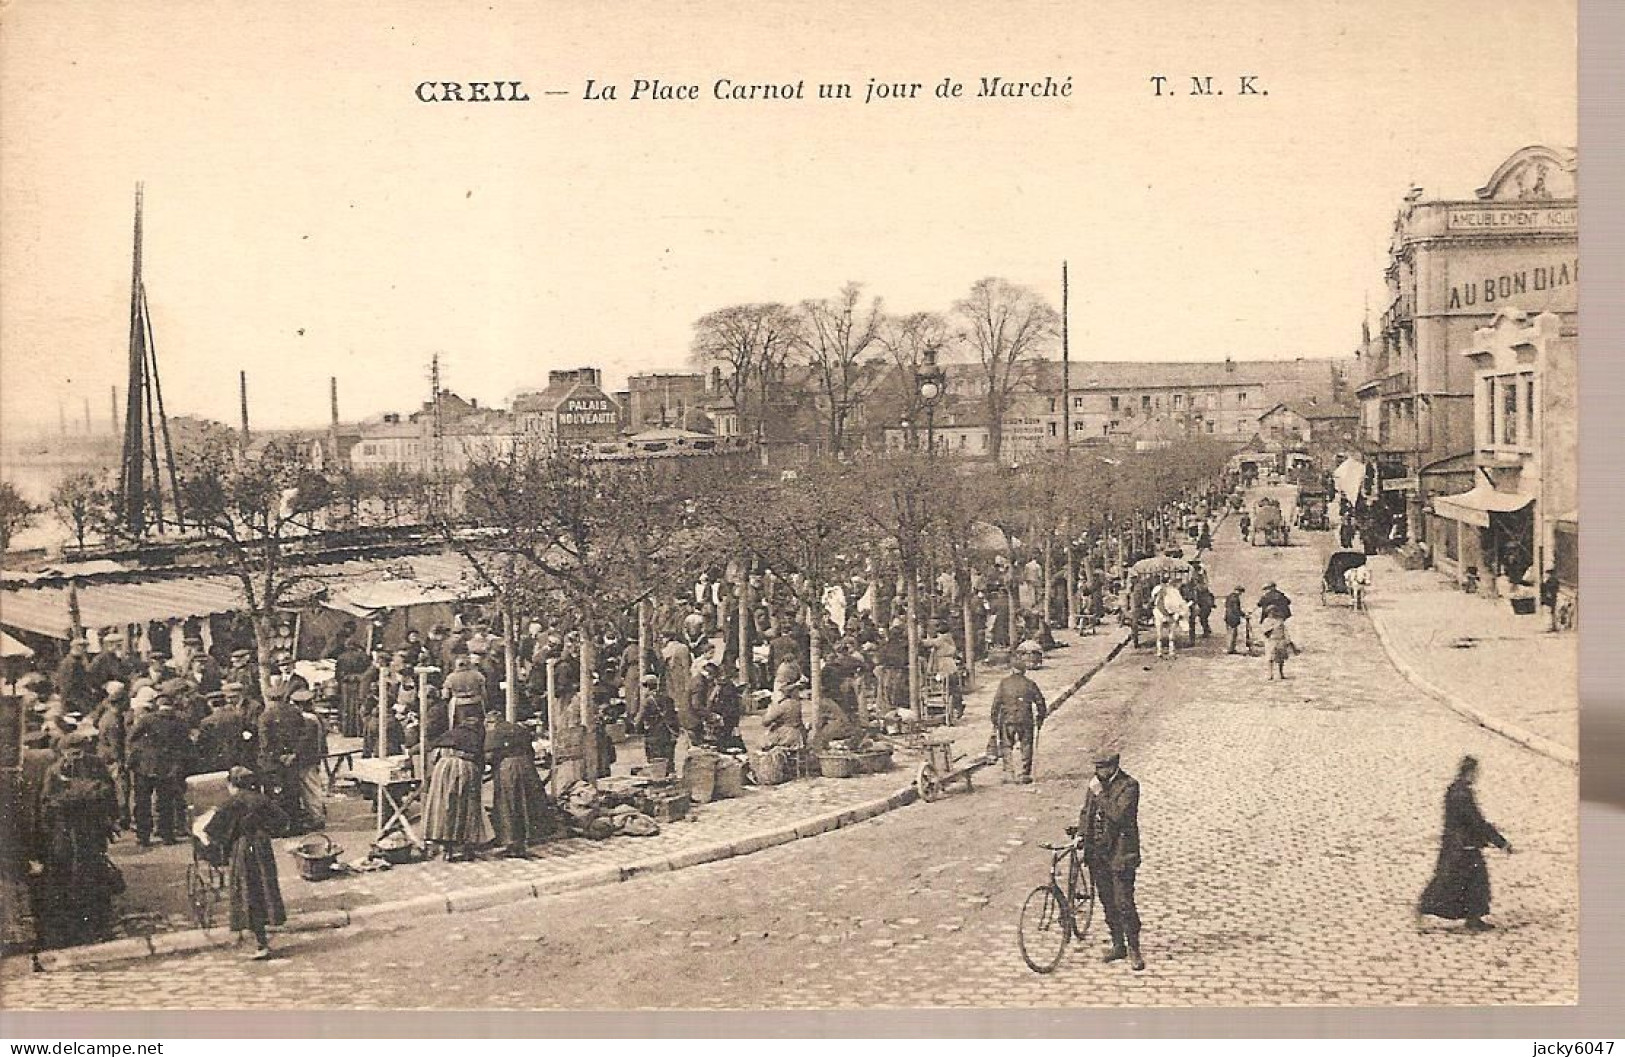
<box><xmin>1356</xmin><ymin>145</ymin><xmax>1577</xmax><ymax>546</ymax></box>
<box><xmin>512</xmin><ymin>368</ymin><xmax>624</xmax><ymax>451</ymax></box>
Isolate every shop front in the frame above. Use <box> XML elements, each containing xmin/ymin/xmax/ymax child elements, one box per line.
<box><xmin>1430</xmin><ymin>481</ymin><xmax>1535</xmax><ymax>594</ymax></box>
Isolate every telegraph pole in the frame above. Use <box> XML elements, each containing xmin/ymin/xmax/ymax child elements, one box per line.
<box><xmin>430</xmin><ymin>354</ymin><xmax>446</xmax><ymax>517</ymax></box>
<box><xmin>239</xmin><ymin>370</ymin><xmax>251</xmax><ymax>451</ymax></box>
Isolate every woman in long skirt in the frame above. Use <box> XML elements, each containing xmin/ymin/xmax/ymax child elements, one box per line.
<box><xmin>422</xmin><ymin>716</ymin><xmax>490</xmax><ymax>861</ymax></box>
<box><xmin>484</xmin><ymin>707</ymin><xmax>559</xmax><ymax>857</ymax></box>
<box><xmin>1419</xmin><ymin>755</ymin><xmax>1514</xmax><ymax>931</ymax></box>
<box><xmin>204</xmin><ymin>766</ymin><xmax>289</xmax><ymax>960</ymax></box>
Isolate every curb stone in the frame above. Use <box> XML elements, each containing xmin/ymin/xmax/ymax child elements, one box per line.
<box><xmin>13</xmin><ymin>630</ymin><xmax>1131</xmax><ymax>973</ymax></box>
<box><xmin>1365</xmin><ymin>601</ymin><xmax>1576</xmax><ymax>767</ymax></box>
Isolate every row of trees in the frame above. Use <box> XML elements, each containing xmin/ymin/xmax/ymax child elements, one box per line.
<box><xmin>690</xmin><ymin>276</ymin><xmax>1059</xmax><ymax>460</ymax></box>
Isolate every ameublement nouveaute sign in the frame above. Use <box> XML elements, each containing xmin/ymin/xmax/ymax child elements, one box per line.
<box><xmin>1446</xmin><ymin>206</ymin><xmax>1577</xmax><ymax>232</ymax></box>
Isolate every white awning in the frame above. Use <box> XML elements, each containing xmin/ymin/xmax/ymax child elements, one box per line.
<box><xmin>1332</xmin><ymin>457</ymin><xmax>1365</xmax><ymax>504</ymax></box>
<box><xmin>1431</xmin><ymin>484</ymin><xmax>1534</xmax><ymax>529</ymax></box>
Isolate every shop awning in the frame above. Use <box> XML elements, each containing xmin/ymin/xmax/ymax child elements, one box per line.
<box><xmin>1332</xmin><ymin>457</ymin><xmax>1365</xmax><ymax>504</ymax></box>
<box><xmin>1431</xmin><ymin>484</ymin><xmax>1534</xmax><ymax>529</ymax></box>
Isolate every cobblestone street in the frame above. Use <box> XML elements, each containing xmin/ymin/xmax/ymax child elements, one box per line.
<box><xmin>4</xmin><ymin>504</ymin><xmax>1578</xmax><ymax>1009</ymax></box>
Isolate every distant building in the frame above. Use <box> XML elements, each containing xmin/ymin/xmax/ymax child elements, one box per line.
<box><xmin>1355</xmin><ymin>144</ymin><xmax>1577</xmax><ymax>545</ymax></box>
<box><xmin>349</xmin><ymin>391</ymin><xmax>520</xmax><ymax>474</ymax></box>
<box><xmin>512</xmin><ymin>368</ymin><xmax>624</xmax><ymax>452</ymax></box>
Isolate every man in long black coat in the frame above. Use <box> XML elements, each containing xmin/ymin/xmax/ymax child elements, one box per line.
<box><xmin>1079</xmin><ymin>750</ymin><xmax>1145</xmax><ymax>970</ymax></box>
<box><xmin>126</xmin><ymin>694</ymin><xmax>192</xmax><ymax>846</ymax></box>
<box><xmin>1419</xmin><ymin>755</ymin><xmax>1513</xmax><ymax>931</ymax></box>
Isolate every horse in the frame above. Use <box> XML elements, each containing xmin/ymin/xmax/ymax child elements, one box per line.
<box><xmin>1345</xmin><ymin>565</ymin><xmax>1371</xmax><ymax>611</ymax></box>
<box><xmin>1150</xmin><ymin>581</ymin><xmax>1192</xmax><ymax>658</ymax></box>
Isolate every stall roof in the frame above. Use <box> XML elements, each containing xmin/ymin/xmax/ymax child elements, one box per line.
<box><xmin>0</xmin><ymin>551</ymin><xmax>488</xmax><ymax>640</ymax></box>
<box><xmin>0</xmin><ymin>574</ymin><xmax>245</xmax><ymax>639</ymax></box>
<box><xmin>1</xmin><ymin>629</ymin><xmax>33</xmax><ymax>657</ymax></box>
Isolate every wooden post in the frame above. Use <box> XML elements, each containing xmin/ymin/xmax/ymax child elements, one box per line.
<box><xmin>806</xmin><ymin>611</ymin><xmax>823</xmax><ymax>746</ymax></box>
<box><xmin>1065</xmin><ymin>528</ymin><xmax>1078</xmax><ymax>631</ymax></box>
<box><xmin>503</xmin><ymin>600</ymin><xmax>518</xmax><ymax>723</ymax></box>
<box><xmin>737</xmin><ymin>569</ymin><xmax>751</xmax><ymax>689</ymax></box>
<box><xmin>1042</xmin><ymin>534</ymin><xmax>1054</xmax><ymax>629</ymax></box>
<box><xmin>415</xmin><ymin>667</ymin><xmax>433</xmax><ymax>790</ymax></box>
<box><xmin>637</xmin><ymin>599</ymin><xmax>651</xmax><ymax>722</ymax></box>
<box><xmin>375</xmin><ymin>676</ymin><xmax>389</xmax><ymax>836</ymax></box>
<box><xmin>961</xmin><ymin>588</ymin><xmax>976</xmax><ymax>692</ymax></box>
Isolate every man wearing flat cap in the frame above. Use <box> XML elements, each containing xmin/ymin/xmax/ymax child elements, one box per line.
<box><xmin>126</xmin><ymin>692</ymin><xmax>192</xmax><ymax>845</ymax></box>
<box><xmin>257</xmin><ymin>683</ymin><xmax>311</xmax><ymax>832</ymax></box>
<box><xmin>1078</xmin><ymin>750</ymin><xmax>1145</xmax><ymax>970</ymax></box>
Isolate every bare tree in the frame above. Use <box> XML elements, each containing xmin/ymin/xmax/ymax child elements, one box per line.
<box><xmin>49</xmin><ymin>472</ymin><xmax>114</xmax><ymax>554</ymax></box>
<box><xmin>796</xmin><ymin>282</ymin><xmax>884</xmax><ymax>455</ymax></box>
<box><xmin>174</xmin><ymin>436</ymin><xmax>338</xmax><ymax>689</ymax></box>
<box><xmin>877</xmin><ymin>311</ymin><xmax>951</xmax><ymax>450</ymax></box>
<box><xmin>0</xmin><ymin>482</ymin><xmax>41</xmax><ymax>554</ymax></box>
<box><xmin>953</xmin><ymin>277</ymin><xmax>1059</xmax><ymax>461</ymax></box>
<box><xmin>689</xmin><ymin>302</ymin><xmax>799</xmax><ymax>441</ymax></box>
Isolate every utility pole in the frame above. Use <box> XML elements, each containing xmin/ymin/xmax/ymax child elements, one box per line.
<box><xmin>110</xmin><ymin>387</ymin><xmax>119</xmax><ymax>437</ymax></box>
<box><xmin>1062</xmin><ymin>260</ymin><xmax>1071</xmax><ymax>460</ymax></box>
<box><xmin>83</xmin><ymin>397</ymin><xmax>91</xmax><ymax>435</ymax></box>
<box><xmin>430</xmin><ymin>354</ymin><xmax>446</xmax><ymax>517</ymax></box>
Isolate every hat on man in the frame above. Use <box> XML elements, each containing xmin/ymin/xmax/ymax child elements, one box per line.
<box><xmin>104</xmin><ymin>680</ymin><xmax>127</xmax><ymax>697</ymax></box>
<box><xmin>205</xmin><ymin>690</ymin><xmax>227</xmax><ymax>702</ymax></box>
<box><xmin>1233</xmin><ymin>585</ymin><xmax>1245</xmax><ymax>594</ymax></box>
<box><xmin>132</xmin><ymin>686</ymin><xmax>157</xmax><ymax>709</ymax></box>
<box><xmin>641</xmin><ymin>673</ymin><xmax>660</xmax><ymax>687</ymax></box>
<box><xmin>1263</xmin><ymin>581</ymin><xmax>1277</xmax><ymax>590</ymax></box>
<box><xmin>289</xmin><ymin>688</ymin><xmax>315</xmax><ymax>704</ymax></box>
<box><xmin>222</xmin><ymin>680</ymin><xmax>245</xmax><ymax>693</ymax></box>
<box><xmin>231</xmin><ymin>648</ymin><xmax>253</xmax><ymax>660</ymax></box>
<box><xmin>227</xmin><ymin>765</ymin><xmax>257</xmax><ymax>788</ymax></box>
<box><xmin>1092</xmin><ymin>750</ymin><xmax>1121</xmax><ymax>767</ymax></box>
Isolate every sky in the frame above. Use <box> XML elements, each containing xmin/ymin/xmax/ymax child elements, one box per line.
<box><xmin>0</xmin><ymin>0</ymin><xmax>1576</xmax><ymax>435</ymax></box>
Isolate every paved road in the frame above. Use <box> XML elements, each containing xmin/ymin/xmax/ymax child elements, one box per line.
<box><xmin>7</xmin><ymin>503</ymin><xmax>1577</xmax><ymax>1009</ymax></box>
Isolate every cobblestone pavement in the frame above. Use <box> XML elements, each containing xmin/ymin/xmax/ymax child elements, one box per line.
<box><xmin>5</xmin><ymin>513</ymin><xmax>1577</xmax><ymax>1009</ymax></box>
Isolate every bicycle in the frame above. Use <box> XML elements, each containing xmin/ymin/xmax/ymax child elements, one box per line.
<box><xmin>1017</xmin><ymin>827</ymin><xmax>1095</xmax><ymax>974</ymax></box>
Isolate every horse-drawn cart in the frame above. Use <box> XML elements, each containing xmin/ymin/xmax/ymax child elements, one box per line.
<box><xmin>1296</xmin><ymin>489</ymin><xmax>1330</xmax><ymax>531</ymax></box>
<box><xmin>1252</xmin><ymin>498</ymin><xmax>1289</xmax><ymax>546</ymax></box>
<box><xmin>1320</xmin><ymin>550</ymin><xmax>1369</xmax><ymax>607</ymax></box>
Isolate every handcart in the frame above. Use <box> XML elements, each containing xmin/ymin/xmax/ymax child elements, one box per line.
<box><xmin>915</xmin><ymin>730</ymin><xmax>995</xmax><ymax>802</ymax></box>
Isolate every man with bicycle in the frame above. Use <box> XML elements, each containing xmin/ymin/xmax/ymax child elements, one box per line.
<box><xmin>1079</xmin><ymin>750</ymin><xmax>1144</xmax><ymax>970</ymax></box>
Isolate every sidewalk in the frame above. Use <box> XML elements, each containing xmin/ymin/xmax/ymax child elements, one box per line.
<box><xmin>15</xmin><ymin>626</ymin><xmax>1129</xmax><ymax>971</ymax></box>
<box><xmin>1356</xmin><ymin>552</ymin><xmax>1577</xmax><ymax>764</ymax></box>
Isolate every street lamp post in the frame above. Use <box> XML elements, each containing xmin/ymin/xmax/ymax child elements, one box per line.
<box><xmin>917</xmin><ymin>345</ymin><xmax>946</xmax><ymax>457</ymax></box>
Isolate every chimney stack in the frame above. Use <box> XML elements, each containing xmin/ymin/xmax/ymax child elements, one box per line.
<box><xmin>330</xmin><ymin>376</ymin><xmax>340</xmax><ymax>430</ymax></box>
<box><xmin>239</xmin><ymin>370</ymin><xmax>251</xmax><ymax>447</ymax></box>
<box><xmin>110</xmin><ymin>386</ymin><xmax>120</xmax><ymax>436</ymax></box>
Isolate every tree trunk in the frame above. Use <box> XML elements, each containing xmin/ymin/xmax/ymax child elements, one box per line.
<box><xmin>806</xmin><ymin>603</ymin><xmax>824</xmax><ymax>746</ymax></box>
<box><xmin>636</xmin><ymin>599</ymin><xmax>651</xmax><ymax>726</ymax></box>
<box><xmin>1042</xmin><ymin>534</ymin><xmax>1054</xmax><ymax>628</ymax></box>
<box><xmin>546</xmin><ymin>658</ymin><xmax>561</xmax><ymax>797</ymax></box>
<box><xmin>252</xmin><ymin>611</ymin><xmax>276</xmax><ymax>701</ymax></box>
<box><xmin>961</xmin><ymin>588</ymin><xmax>976</xmax><ymax>692</ymax></box>
<box><xmin>737</xmin><ymin>569</ymin><xmax>751</xmax><ymax>688</ymax></box>
<box><xmin>578</xmin><ymin>634</ymin><xmax>599</xmax><ymax>780</ymax></box>
<box><xmin>1065</xmin><ymin>530</ymin><xmax>1078</xmax><ymax>630</ymax></box>
<box><xmin>1006</xmin><ymin>569</ymin><xmax>1019</xmax><ymax>649</ymax></box>
<box><xmin>905</xmin><ymin>574</ymin><xmax>920</xmax><ymax>715</ymax></box>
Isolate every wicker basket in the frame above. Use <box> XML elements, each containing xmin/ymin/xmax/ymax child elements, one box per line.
<box><xmin>290</xmin><ymin>833</ymin><xmax>342</xmax><ymax>881</ymax></box>
<box><xmin>751</xmin><ymin>749</ymin><xmax>795</xmax><ymax>786</ymax></box>
<box><xmin>817</xmin><ymin>752</ymin><xmax>861</xmax><ymax>779</ymax></box>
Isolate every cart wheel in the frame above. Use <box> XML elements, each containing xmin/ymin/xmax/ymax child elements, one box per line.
<box><xmin>186</xmin><ymin>863</ymin><xmax>212</xmax><ymax>928</ymax></box>
<box><xmin>916</xmin><ymin>763</ymin><xmax>942</xmax><ymax>803</ymax></box>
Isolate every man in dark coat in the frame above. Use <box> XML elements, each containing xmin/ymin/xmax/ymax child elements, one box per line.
<box><xmin>196</xmin><ymin>686</ymin><xmax>250</xmax><ymax>770</ymax></box>
<box><xmin>38</xmin><ymin>729</ymin><xmax>122</xmax><ymax>947</ymax></box>
<box><xmin>91</xmin><ymin>682</ymin><xmax>133</xmax><ymax>830</ymax></box>
<box><xmin>1419</xmin><ymin>755</ymin><xmax>1513</xmax><ymax>931</ymax></box>
<box><xmin>54</xmin><ymin>639</ymin><xmax>97</xmax><ymax>714</ymax></box>
<box><xmin>991</xmin><ymin>656</ymin><xmax>1046</xmax><ymax>784</ymax></box>
<box><xmin>332</xmin><ymin>636</ymin><xmax>373</xmax><ymax>737</ymax></box>
<box><xmin>256</xmin><ymin>686</ymin><xmax>309</xmax><ymax>833</ymax></box>
<box><xmin>1079</xmin><ymin>750</ymin><xmax>1144</xmax><ymax>970</ymax></box>
<box><xmin>88</xmin><ymin>635</ymin><xmax>133</xmax><ymax>690</ymax></box>
<box><xmin>126</xmin><ymin>693</ymin><xmax>192</xmax><ymax>845</ymax></box>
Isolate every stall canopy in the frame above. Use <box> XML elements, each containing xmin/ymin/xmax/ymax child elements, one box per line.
<box><xmin>0</xmin><ymin>574</ymin><xmax>245</xmax><ymax>639</ymax></box>
<box><xmin>1332</xmin><ymin>457</ymin><xmax>1365</xmax><ymax>505</ymax></box>
<box><xmin>1431</xmin><ymin>483</ymin><xmax>1534</xmax><ymax>529</ymax></box>
<box><xmin>0</xmin><ymin>552</ymin><xmax>486</xmax><ymax>641</ymax></box>
<box><xmin>1</xmin><ymin>629</ymin><xmax>33</xmax><ymax>658</ymax></box>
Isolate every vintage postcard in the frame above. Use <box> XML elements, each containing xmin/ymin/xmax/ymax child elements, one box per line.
<box><xmin>0</xmin><ymin>0</ymin><xmax>1578</xmax><ymax>1014</ymax></box>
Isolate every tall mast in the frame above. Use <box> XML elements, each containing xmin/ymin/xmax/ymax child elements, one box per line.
<box><xmin>430</xmin><ymin>354</ymin><xmax>446</xmax><ymax>516</ymax></box>
<box><xmin>119</xmin><ymin>184</ymin><xmax>150</xmax><ymax>535</ymax></box>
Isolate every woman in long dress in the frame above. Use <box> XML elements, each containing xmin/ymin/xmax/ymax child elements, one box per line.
<box><xmin>1419</xmin><ymin>755</ymin><xmax>1514</xmax><ymax>931</ymax></box>
<box><xmin>484</xmin><ymin>707</ymin><xmax>559</xmax><ymax>858</ymax></box>
<box><xmin>204</xmin><ymin>766</ymin><xmax>288</xmax><ymax>960</ymax></box>
<box><xmin>422</xmin><ymin>716</ymin><xmax>491</xmax><ymax>861</ymax></box>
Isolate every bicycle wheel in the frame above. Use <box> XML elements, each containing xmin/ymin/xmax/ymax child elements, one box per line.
<box><xmin>1018</xmin><ymin>885</ymin><xmax>1070</xmax><ymax>974</ymax></box>
<box><xmin>1068</xmin><ymin>858</ymin><xmax>1095</xmax><ymax>942</ymax></box>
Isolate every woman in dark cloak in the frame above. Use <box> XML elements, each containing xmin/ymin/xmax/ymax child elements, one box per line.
<box><xmin>204</xmin><ymin>766</ymin><xmax>289</xmax><ymax>959</ymax></box>
<box><xmin>422</xmin><ymin>715</ymin><xmax>490</xmax><ymax>861</ymax></box>
<box><xmin>484</xmin><ymin>707</ymin><xmax>559</xmax><ymax>857</ymax></box>
<box><xmin>1418</xmin><ymin>755</ymin><xmax>1514</xmax><ymax>931</ymax></box>
<box><xmin>38</xmin><ymin>729</ymin><xmax>122</xmax><ymax>948</ymax></box>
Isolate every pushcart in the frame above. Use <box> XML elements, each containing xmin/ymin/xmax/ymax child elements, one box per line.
<box><xmin>914</xmin><ymin>731</ymin><xmax>994</xmax><ymax>802</ymax></box>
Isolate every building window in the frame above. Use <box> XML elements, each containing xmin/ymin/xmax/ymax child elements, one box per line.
<box><xmin>1206</xmin><ymin>422</ymin><xmax>1215</xmax><ymax>434</ymax></box>
<box><xmin>1500</xmin><ymin>379</ymin><xmax>1518</xmax><ymax>446</ymax></box>
<box><xmin>1109</xmin><ymin>396</ymin><xmax>1120</xmax><ymax>412</ymax></box>
<box><xmin>1173</xmin><ymin>394</ymin><xmax>1184</xmax><ymax>409</ymax></box>
<box><xmin>1047</xmin><ymin>398</ymin><xmax>1057</xmax><ymax>413</ymax></box>
<box><xmin>1141</xmin><ymin>395</ymin><xmax>1151</xmax><ymax>412</ymax></box>
<box><xmin>1074</xmin><ymin>396</ymin><xmax>1085</xmax><ymax>410</ymax></box>
<box><xmin>978</xmin><ymin>434</ymin><xmax>987</xmax><ymax>452</ymax></box>
<box><xmin>1237</xmin><ymin>392</ymin><xmax>1248</xmax><ymax>405</ymax></box>
<box><xmin>1047</xmin><ymin>422</ymin><xmax>1057</xmax><ymax>438</ymax></box>
<box><xmin>1074</xmin><ymin>420</ymin><xmax>1086</xmax><ymax>432</ymax></box>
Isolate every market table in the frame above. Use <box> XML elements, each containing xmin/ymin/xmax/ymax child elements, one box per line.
<box><xmin>350</xmin><ymin>755</ymin><xmax>423</xmax><ymax>846</ymax></box>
